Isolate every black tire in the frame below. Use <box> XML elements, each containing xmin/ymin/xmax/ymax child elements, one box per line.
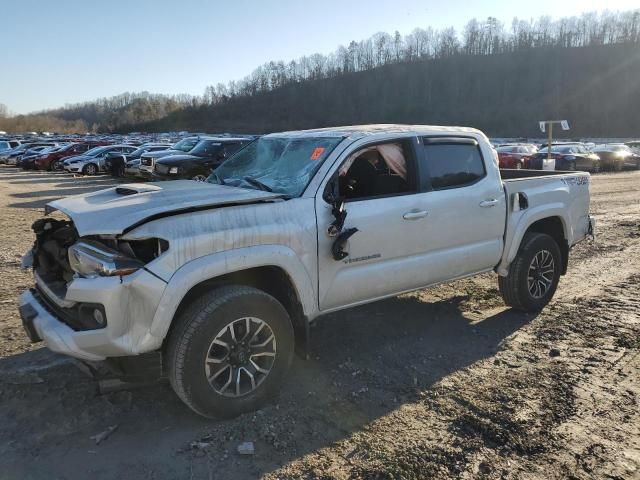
<box><xmin>498</xmin><ymin>232</ymin><xmax>562</xmax><ymax>312</ymax></box>
<box><xmin>614</xmin><ymin>161</ymin><xmax>623</xmax><ymax>172</ymax></box>
<box><xmin>516</xmin><ymin>161</ymin><xmax>523</xmax><ymax>170</ymax></box>
<box><xmin>567</xmin><ymin>160</ymin><xmax>576</xmax><ymax>171</ymax></box>
<box><xmin>592</xmin><ymin>161</ymin><xmax>601</xmax><ymax>174</ymax></box>
<box><xmin>165</xmin><ymin>285</ymin><xmax>294</xmax><ymax>418</ymax></box>
<box><xmin>83</xmin><ymin>163</ymin><xmax>98</xmax><ymax>175</ymax></box>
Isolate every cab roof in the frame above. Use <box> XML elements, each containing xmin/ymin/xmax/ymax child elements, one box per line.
<box><xmin>264</xmin><ymin>124</ymin><xmax>483</xmax><ymax>140</ymax></box>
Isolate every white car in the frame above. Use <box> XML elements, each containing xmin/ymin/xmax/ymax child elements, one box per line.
<box><xmin>20</xmin><ymin>125</ymin><xmax>594</xmax><ymax>418</ymax></box>
<box><xmin>63</xmin><ymin>145</ymin><xmax>137</xmax><ymax>175</ymax></box>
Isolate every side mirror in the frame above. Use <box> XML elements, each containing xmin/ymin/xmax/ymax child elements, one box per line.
<box><xmin>328</xmin><ymin>197</ymin><xmax>346</xmax><ymax>237</ymax></box>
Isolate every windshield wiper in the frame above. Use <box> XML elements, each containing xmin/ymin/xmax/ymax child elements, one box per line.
<box><xmin>244</xmin><ymin>176</ymin><xmax>273</xmax><ymax>192</ymax></box>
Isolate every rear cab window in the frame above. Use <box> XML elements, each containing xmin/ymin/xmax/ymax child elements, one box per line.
<box><xmin>420</xmin><ymin>137</ymin><xmax>486</xmax><ymax>190</ymax></box>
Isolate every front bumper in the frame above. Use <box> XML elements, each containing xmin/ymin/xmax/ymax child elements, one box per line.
<box><xmin>124</xmin><ymin>166</ymin><xmax>141</xmax><ymax>177</ymax></box>
<box><xmin>19</xmin><ymin>269</ymin><xmax>167</xmax><ymax>361</ymax></box>
<box><xmin>137</xmin><ymin>167</ymin><xmax>154</xmax><ymax>180</ymax></box>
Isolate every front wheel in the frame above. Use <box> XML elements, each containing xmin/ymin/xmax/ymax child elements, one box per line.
<box><xmin>83</xmin><ymin>163</ymin><xmax>98</xmax><ymax>175</ymax></box>
<box><xmin>592</xmin><ymin>161</ymin><xmax>601</xmax><ymax>173</ymax></box>
<box><xmin>192</xmin><ymin>174</ymin><xmax>207</xmax><ymax>182</ymax></box>
<box><xmin>498</xmin><ymin>232</ymin><xmax>562</xmax><ymax>312</ymax></box>
<box><xmin>165</xmin><ymin>285</ymin><xmax>294</xmax><ymax>418</ymax></box>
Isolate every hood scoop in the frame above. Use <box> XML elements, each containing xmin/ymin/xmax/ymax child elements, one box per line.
<box><xmin>115</xmin><ymin>184</ymin><xmax>163</xmax><ymax>196</ymax></box>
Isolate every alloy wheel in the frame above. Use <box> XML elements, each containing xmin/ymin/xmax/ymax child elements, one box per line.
<box><xmin>192</xmin><ymin>175</ymin><xmax>207</xmax><ymax>182</ymax></box>
<box><xmin>527</xmin><ymin>250</ymin><xmax>555</xmax><ymax>299</ymax></box>
<box><xmin>204</xmin><ymin>317</ymin><xmax>276</xmax><ymax>397</ymax></box>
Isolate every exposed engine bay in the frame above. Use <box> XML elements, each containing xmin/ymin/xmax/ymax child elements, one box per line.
<box><xmin>31</xmin><ymin>218</ymin><xmax>78</xmax><ymax>284</ymax></box>
<box><xmin>30</xmin><ymin>216</ymin><xmax>168</xmax><ymax>289</ymax></box>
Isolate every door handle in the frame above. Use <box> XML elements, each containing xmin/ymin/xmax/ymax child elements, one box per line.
<box><xmin>479</xmin><ymin>199</ymin><xmax>499</xmax><ymax>208</ymax></box>
<box><xmin>403</xmin><ymin>210</ymin><xmax>428</xmax><ymax>220</ymax></box>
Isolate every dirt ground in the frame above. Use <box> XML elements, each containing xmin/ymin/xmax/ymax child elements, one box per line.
<box><xmin>0</xmin><ymin>167</ymin><xmax>638</xmax><ymax>480</ymax></box>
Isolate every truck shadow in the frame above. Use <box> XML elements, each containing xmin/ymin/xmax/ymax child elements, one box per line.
<box><xmin>0</xmin><ymin>293</ymin><xmax>534</xmax><ymax>479</ymax></box>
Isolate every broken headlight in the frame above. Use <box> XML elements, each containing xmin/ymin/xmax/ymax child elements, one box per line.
<box><xmin>68</xmin><ymin>240</ymin><xmax>144</xmax><ymax>278</ymax></box>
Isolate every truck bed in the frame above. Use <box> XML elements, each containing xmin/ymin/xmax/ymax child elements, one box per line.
<box><xmin>496</xmin><ymin>168</ymin><xmax>592</xmax><ymax>276</ymax></box>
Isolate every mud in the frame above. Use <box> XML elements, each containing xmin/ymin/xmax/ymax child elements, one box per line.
<box><xmin>0</xmin><ymin>167</ymin><xmax>638</xmax><ymax>479</ymax></box>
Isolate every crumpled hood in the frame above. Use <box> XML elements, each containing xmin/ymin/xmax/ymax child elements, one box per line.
<box><xmin>47</xmin><ymin>180</ymin><xmax>283</xmax><ymax>236</ymax></box>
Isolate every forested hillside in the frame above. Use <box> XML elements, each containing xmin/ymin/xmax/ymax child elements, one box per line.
<box><xmin>2</xmin><ymin>10</ymin><xmax>639</xmax><ymax>136</ymax></box>
<box><xmin>139</xmin><ymin>43</ymin><xmax>640</xmax><ymax>137</ymax></box>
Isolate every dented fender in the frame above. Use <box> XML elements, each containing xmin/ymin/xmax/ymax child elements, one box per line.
<box><xmin>145</xmin><ymin>245</ymin><xmax>318</xmax><ymax>349</ymax></box>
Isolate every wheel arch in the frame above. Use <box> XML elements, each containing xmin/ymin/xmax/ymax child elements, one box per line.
<box><xmin>499</xmin><ymin>211</ymin><xmax>569</xmax><ymax>276</ymax></box>
<box><xmin>148</xmin><ymin>246</ymin><xmax>317</xmax><ymax>359</ymax></box>
<box><xmin>524</xmin><ymin>217</ymin><xmax>569</xmax><ymax>274</ymax></box>
<box><xmin>165</xmin><ymin>265</ymin><xmax>310</xmax><ymax>358</ymax></box>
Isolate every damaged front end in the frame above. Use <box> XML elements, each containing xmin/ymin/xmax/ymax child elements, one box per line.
<box><xmin>22</xmin><ymin>215</ymin><xmax>169</xmax><ymax>333</ymax></box>
<box><xmin>18</xmin><ymin>207</ymin><xmax>170</xmax><ymax>370</ymax></box>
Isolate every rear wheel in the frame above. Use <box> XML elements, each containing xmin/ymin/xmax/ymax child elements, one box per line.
<box><xmin>83</xmin><ymin>163</ymin><xmax>98</xmax><ymax>176</ymax></box>
<box><xmin>52</xmin><ymin>160</ymin><xmax>63</xmax><ymax>171</ymax></box>
<box><xmin>614</xmin><ymin>161</ymin><xmax>623</xmax><ymax>172</ymax></box>
<box><xmin>516</xmin><ymin>161</ymin><xmax>523</xmax><ymax>170</ymax></box>
<box><xmin>592</xmin><ymin>161</ymin><xmax>601</xmax><ymax>173</ymax></box>
<box><xmin>166</xmin><ymin>285</ymin><xmax>294</xmax><ymax>418</ymax></box>
<box><xmin>192</xmin><ymin>174</ymin><xmax>207</xmax><ymax>182</ymax></box>
<box><xmin>499</xmin><ymin>232</ymin><xmax>562</xmax><ymax>312</ymax></box>
<box><xmin>567</xmin><ymin>160</ymin><xmax>576</xmax><ymax>171</ymax></box>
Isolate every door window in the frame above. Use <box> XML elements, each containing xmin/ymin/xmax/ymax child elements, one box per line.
<box><xmin>421</xmin><ymin>140</ymin><xmax>485</xmax><ymax>190</ymax></box>
<box><xmin>337</xmin><ymin>141</ymin><xmax>415</xmax><ymax>200</ymax></box>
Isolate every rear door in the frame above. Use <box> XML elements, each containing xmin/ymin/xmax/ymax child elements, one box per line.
<box><xmin>414</xmin><ymin>137</ymin><xmax>506</xmax><ymax>280</ymax></box>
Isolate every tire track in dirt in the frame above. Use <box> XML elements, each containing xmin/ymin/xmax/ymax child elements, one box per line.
<box><xmin>0</xmin><ymin>168</ymin><xmax>639</xmax><ymax>479</ymax></box>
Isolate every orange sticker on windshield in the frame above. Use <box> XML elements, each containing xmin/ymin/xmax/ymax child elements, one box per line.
<box><xmin>310</xmin><ymin>147</ymin><xmax>325</xmax><ymax>160</ymax></box>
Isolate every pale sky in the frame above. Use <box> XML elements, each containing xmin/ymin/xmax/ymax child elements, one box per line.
<box><xmin>1</xmin><ymin>0</ymin><xmax>638</xmax><ymax>114</ymax></box>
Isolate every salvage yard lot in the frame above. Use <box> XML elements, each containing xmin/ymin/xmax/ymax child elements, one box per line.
<box><xmin>0</xmin><ymin>167</ymin><xmax>639</xmax><ymax>479</ymax></box>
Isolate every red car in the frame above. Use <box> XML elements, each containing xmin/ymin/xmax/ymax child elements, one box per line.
<box><xmin>34</xmin><ymin>141</ymin><xmax>111</xmax><ymax>171</ymax></box>
<box><xmin>496</xmin><ymin>144</ymin><xmax>538</xmax><ymax>169</ymax></box>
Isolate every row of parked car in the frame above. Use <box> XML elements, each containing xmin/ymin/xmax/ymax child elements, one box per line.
<box><xmin>2</xmin><ymin>134</ymin><xmax>639</xmax><ymax>182</ymax></box>
<box><xmin>494</xmin><ymin>141</ymin><xmax>640</xmax><ymax>172</ymax></box>
<box><xmin>0</xmin><ymin>134</ymin><xmax>255</xmax><ymax>181</ymax></box>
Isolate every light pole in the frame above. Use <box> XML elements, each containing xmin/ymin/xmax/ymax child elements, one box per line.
<box><xmin>539</xmin><ymin>120</ymin><xmax>570</xmax><ymax>169</ymax></box>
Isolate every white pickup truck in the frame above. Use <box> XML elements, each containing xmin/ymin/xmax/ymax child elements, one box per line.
<box><xmin>19</xmin><ymin>125</ymin><xmax>594</xmax><ymax>418</ymax></box>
